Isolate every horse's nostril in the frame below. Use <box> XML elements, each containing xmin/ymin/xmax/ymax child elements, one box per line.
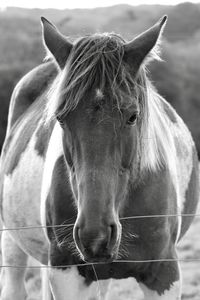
<box><xmin>73</xmin><ymin>220</ymin><xmax>120</xmax><ymax>262</ymax></box>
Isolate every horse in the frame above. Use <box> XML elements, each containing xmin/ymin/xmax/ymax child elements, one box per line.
<box><xmin>0</xmin><ymin>14</ymin><xmax>199</xmax><ymax>300</ymax></box>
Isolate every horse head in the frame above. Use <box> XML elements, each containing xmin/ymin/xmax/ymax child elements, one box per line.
<box><xmin>42</xmin><ymin>15</ymin><xmax>167</xmax><ymax>263</ymax></box>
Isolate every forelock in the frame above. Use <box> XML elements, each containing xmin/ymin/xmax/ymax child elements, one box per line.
<box><xmin>48</xmin><ymin>33</ymin><xmax>137</xmax><ymax>119</ymax></box>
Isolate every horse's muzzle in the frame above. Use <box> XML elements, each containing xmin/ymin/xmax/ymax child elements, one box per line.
<box><xmin>73</xmin><ymin>221</ymin><xmax>120</xmax><ymax>263</ymax></box>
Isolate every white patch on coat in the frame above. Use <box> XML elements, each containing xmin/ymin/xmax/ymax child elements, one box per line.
<box><xmin>139</xmin><ymin>90</ymin><xmax>177</xmax><ymax>174</ymax></box>
<box><xmin>40</xmin><ymin>122</ymin><xmax>63</xmax><ymax>238</ymax></box>
<box><xmin>48</xmin><ymin>267</ymin><xmax>143</xmax><ymax>300</ymax></box>
<box><xmin>5</xmin><ymin>79</ymin><xmax>23</xmax><ymax>135</ymax></box>
<box><xmin>96</xmin><ymin>88</ymin><xmax>104</xmax><ymax>99</ymax></box>
<box><xmin>41</xmin><ymin>266</ymin><xmax>52</xmax><ymax>300</ymax></box>
<box><xmin>173</xmin><ymin>116</ymin><xmax>194</xmax><ymax>211</ymax></box>
<box><xmin>139</xmin><ymin>91</ymin><xmax>194</xmax><ymax>196</ymax></box>
<box><xmin>170</xmin><ymin>114</ymin><xmax>194</xmax><ymax>242</ymax></box>
<box><xmin>139</xmin><ymin>280</ymin><xmax>181</xmax><ymax>300</ymax></box>
<box><xmin>49</xmin><ymin>267</ymin><xmax>110</xmax><ymax>300</ymax></box>
<box><xmin>2</xmin><ymin>134</ymin><xmax>48</xmax><ymax>263</ymax></box>
<box><xmin>0</xmin><ymin>229</ymin><xmax>28</xmax><ymax>300</ymax></box>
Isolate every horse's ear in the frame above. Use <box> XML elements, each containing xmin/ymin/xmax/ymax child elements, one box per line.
<box><xmin>41</xmin><ymin>17</ymin><xmax>72</xmax><ymax>69</ymax></box>
<box><xmin>124</xmin><ymin>15</ymin><xmax>167</xmax><ymax>74</ymax></box>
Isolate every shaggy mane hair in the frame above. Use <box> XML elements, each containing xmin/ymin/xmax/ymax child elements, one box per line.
<box><xmin>46</xmin><ymin>32</ymin><xmax>176</xmax><ymax>173</ymax></box>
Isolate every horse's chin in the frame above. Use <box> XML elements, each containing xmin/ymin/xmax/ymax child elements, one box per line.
<box><xmin>82</xmin><ymin>252</ymin><xmax>117</xmax><ymax>264</ymax></box>
<box><xmin>75</xmin><ymin>236</ymin><xmax>121</xmax><ymax>264</ymax></box>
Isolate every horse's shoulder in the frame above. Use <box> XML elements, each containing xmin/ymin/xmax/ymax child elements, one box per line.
<box><xmin>161</xmin><ymin>97</ymin><xmax>194</xmax><ymax>149</ymax></box>
<box><xmin>160</xmin><ymin>98</ymin><xmax>199</xmax><ymax>239</ymax></box>
<box><xmin>7</xmin><ymin>61</ymin><xmax>58</xmax><ymax>131</ymax></box>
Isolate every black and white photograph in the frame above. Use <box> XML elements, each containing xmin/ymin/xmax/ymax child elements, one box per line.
<box><xmin>0</xmin><ymin>0</ymin><xmax>200</xmax><ymax>299</ymax></box>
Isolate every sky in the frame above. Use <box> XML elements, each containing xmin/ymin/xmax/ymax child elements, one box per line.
<box><xmin>1</xmin><ymin>0</ymin><xmax>200</xmax><ymax>9</ymax></box>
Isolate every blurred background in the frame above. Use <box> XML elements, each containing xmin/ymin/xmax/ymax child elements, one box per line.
<box><xmin>0</xmin><ymin>0</ymin><xmax>200</xmax><ymax>156</ymax></box>
<box><xmin>0</xmin><ymin>1</ymin><xmax>200</xmax><ymax>299</ymax></box>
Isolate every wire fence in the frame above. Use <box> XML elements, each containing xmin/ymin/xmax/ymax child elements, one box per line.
<box><xmin>1</xmin><ymin>258</ymin><xmax>200</xmax><ymax>269</ymax></box>
<box><xmin>0</xmin><ymin>212</ymin><xmax>199</xmax><ymax>233</ymax></box>
<box><xmin>0</xmin><ymin>214</ymin><xmax>200</xmax><ymax>232</ymax></box>
<box><xmin>0</xmin><ymin>212</ymin><xmax>199</xmax><ymax>268</ymax></box>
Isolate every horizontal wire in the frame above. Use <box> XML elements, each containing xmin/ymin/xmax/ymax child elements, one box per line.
<box><xmin>0</xmin><ymin>213</ymin><xmax>200</xmax><ymax>232</ymax></box>
<box><xmin>0</xmin><ymin>214</ymin><xmax>198</xmax><ymax>268</ymax></box>
<box><xmin>119</xmin><ymin>213</ymin><xmax>200</xmax><ymax>221</ymax></box>
<box><xmin>0</xmin><ymin>224</ymin><xmax>74</xmax><ymax>232</ymax></box>
<box><xmin>113</xmin><ymin>258</ymin><xmax>200</xmax><ymax>264</ymax></box>
<box><xmin>0</xmin><ymin>258</ymin><xmax>200</xmax><ymax>269</ymax></box>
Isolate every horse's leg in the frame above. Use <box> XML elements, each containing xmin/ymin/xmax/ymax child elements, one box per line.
<box><xmin>41</xmin><ymin>266</ymin><xmax>54</xmax><ymax>300</ymax></box>
<box><xmin>0</xmin><ymin>230</ymin><xmax>28</xmax><ymax>300</ymax></box>
<box><xmin>139</xmin><ymin>260</ymin><xmax>182</xmax><ymax>300</ymax></box>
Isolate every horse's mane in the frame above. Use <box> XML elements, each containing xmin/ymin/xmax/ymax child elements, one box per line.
<box><xmin>47</xmin><ymin>33</ymin><xmax>134</xmax><ymax>116</ymax></box>
<box><xmin>46</xmin><ymin>33</ymin><xmax>176</xmax><ymax>173</ymax></box>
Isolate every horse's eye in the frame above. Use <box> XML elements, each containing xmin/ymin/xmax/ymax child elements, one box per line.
<box><xmin>56</xmin><ymin>116</ymin><xmax>64</xmax><ymax>127</ymax></box>
<box><xmin>127</xmin><ymin>113</ymin><xmax>138</xmax><ymax>125</ymax></box>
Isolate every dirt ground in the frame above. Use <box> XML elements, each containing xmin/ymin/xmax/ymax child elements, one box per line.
<box><xmin>0</xmin><ymin>205</ymin><xmax>200</xmax><ymax>299</ymax></box>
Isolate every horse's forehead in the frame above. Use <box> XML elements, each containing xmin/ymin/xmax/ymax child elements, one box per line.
<box><xmin>91</xmin><ymin>87</ymin><xmax>137</xmax><ymax>112</ymax></box>
<box><xmin>68</xmin><ymin>97</ymin><xmax>118</xmax><ymax>128</ymax></box>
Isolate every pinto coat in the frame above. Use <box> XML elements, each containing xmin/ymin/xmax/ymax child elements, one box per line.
<box><xmin>0</xmin><ymin>16</ymin><xmax>199</xmax><ymax>300</ymax></box>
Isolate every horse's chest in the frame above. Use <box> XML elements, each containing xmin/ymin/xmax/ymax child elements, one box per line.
<box><xmin>50</xmin><ymin>267</ymin><xmax>143</xmax><ymax>300</ymax></box>
<box><xmin>2</xmin><ymin>136</ymin><xmax>48</xmax><ymax>262</ymax></box>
